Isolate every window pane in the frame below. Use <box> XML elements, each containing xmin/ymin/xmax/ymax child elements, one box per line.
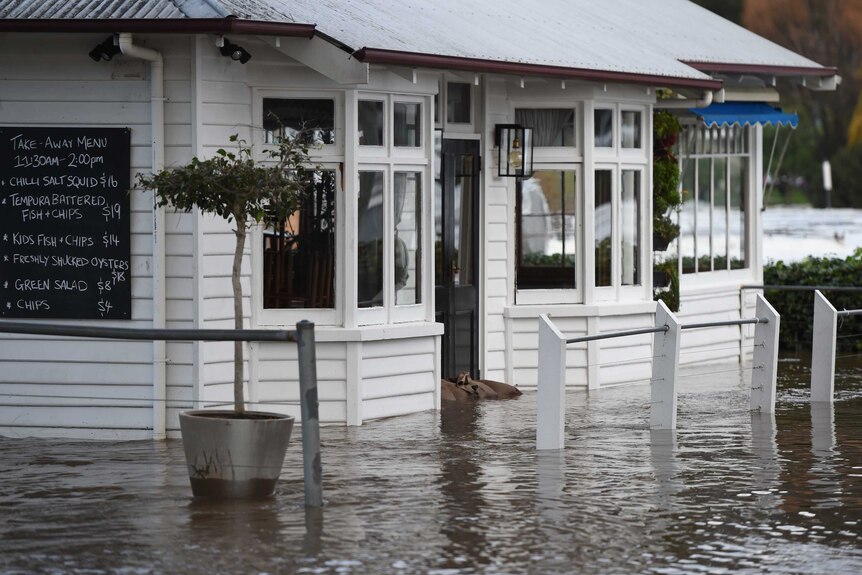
<box><xmin>729</xmin><ymin>157</ymin><xmax>747</xmax><ymax>269</ymax></box>
<box><xmin>358</xmin><ymin>100</ymin><xmax>384</xmax><ymax>146</ymax></box>
<box><xmin>447</xmin><ymin>82</ymin><xmax>471</xmax><ymax>124</ymax></box>
<box><xmin>594</xmin><ymin>109</ymin><xmax>613</xmax><ymax>148</ymax></box>
<box><xmin>263</xmin><ymin>98</ymin><xmax>335</xmax><ymax>145</ymax></box>
<box><xmin>713</xmin><ymin>157</ymin><xmax>727</xmax><ymax>270</ymax></box>
<box><xmin>621</xmin><ymin>170</ymin><xmax>641</xmax><ymax>285</ymax></box>
<box><xmin>697</xmin><ymin>158</ymin><xmax>712</xmax><ymax>272</ymax></box>
<box><xmin>394</xmin><ymin>172</ymin><xmax>422</xmax><ymax>305</ymax></box>
<box><xmin>517</xmin><ymin>170</ymin><xmax>577</xmax><ymax>289</ymax></box>
<box><xmin>515</xmin><ymin>109</ymin><xmax>575</xmax><ymax>146</ymax></box>
<box><xmin>358</xmin><ymin>171</ymin><xmax>385</xmax><ymax>308</ymax></box>
<box><xmin>621</xmin><ymin>111</ymin><xmax>641</xmax><ymax>149</ymax></box>
<box><xmin>394</xmin><ymin>102</ymin><xmax>421</xmax><ymax>147</ymax></box>
<box><xmin>595</xmin><ymin>170</ymin><xmax>613</xmax><ymax>286</ymax></box>
<box><xmin>263</xmin><ymin>171</ymin><xmax>336</xmax><ymax>309</ymax></box>
<box><xmin>680</xmin><ymin>159</ymin><xmax>696</xmax><ymax>273</ymax></box>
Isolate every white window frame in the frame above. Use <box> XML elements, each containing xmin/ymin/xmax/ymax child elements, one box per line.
<box><xmin>514</xmin><ymin>164</ymin><xmax>583</xmax><ymax>305</ymax></box>
<box><xmin>252</xmin><ymin>89</ymin><xmax>345</xmax><ymax>163</ymax></box>
<box><xmin>252</xmin><ymin>163</ymin><xmax>344</xmax><ymax>327</ymax></box>
<box><xmin>593</xmin><ymin>104</ymin><xmax>616</xmax><ymax>155</ymax></box>
<box><xmin>677</xmin><ymin>123</ymin><xmax>754</xmax><ymax>282</ymax></box>
<box><xmin>439</xmin><ymin>77</ymin><xmax>477</xmax><ymax>134</ymax></box>
<box><xmin>514</xmin><ymin>103</ymin><xmax>583</xmax><ymax>165</ymax></box>
<box><xmin>620</xmin><ymin>105</ymin><xmax>647</xmax><ymax>158</ymax></box>
<box><xmin>252</xmin><ymin>89</ymin><xmax>345</xmax><ymax>326</ymax></box>
<box><xmin>391</xmin><ymin>94</ymin><xmax>427</xmax><ymax>160</ymax></box>
<box><xmin>356</xmin><ymin>165</ymin><xmax>389</xmax><ymax>326</ymax></box>
<box><xmin>356</xmin><ymin>92</ymin><xmax>434</xmax><ymax>326</ymax></box>
<box><xmin>593</xmin><ymin>164</ymin><xmax>649</xmax><ymax>302</ymax></box>
<box><xmin>357</xmin><ymin>94</ymin><xmax>388</xmax><ymax>158</ymax></box>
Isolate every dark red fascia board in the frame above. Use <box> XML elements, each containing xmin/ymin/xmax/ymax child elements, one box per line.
<box><xmin>355</xmin><ymin>48</ymin><xmax>723</xmax><ymax>90</ymax></box>
<box><xmin>683</xmin><ymin>61</ymin><xmax>838</xmax><ymax>77</ymax></box>
<box><xmin>0</xmin><ymin>18</ymin><xmax>315</xmax><ymax>37</ymax></box>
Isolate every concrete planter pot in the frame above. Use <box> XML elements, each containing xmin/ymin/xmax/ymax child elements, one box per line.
<box><xmin>179</xmin><ymin>410</ymin><xmax>294</xmax><ymax>499</ymax></box>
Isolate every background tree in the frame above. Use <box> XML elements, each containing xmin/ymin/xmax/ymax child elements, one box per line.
<box><xmin>696</xmin><ymin>0</ymin><xmax>862</xmax><ymax>208</ymax></box>
<box><xmin>743</xmin><ymin>0</ymin><xmax>862</xmax><ymax>207</ymax></box>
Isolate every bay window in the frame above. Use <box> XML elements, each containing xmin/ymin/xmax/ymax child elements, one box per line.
<box><xmin>678</xmin><ymin>124</ymin><xmax>750</xmax><ymax>274</ymax></box>
<box><xmin>357</xmin><ymin>93</ymin><xmax>429</xmax><ymax>324</ymax></box>
<box><xmin>259</xmin><ymin>94</ymin><xmax>341</xmax><ymax>322</ymax></box>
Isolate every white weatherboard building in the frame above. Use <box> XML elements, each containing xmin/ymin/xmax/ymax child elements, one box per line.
<box><xmin>0</xmin><ymin>0</ymin><xmax>837</xmax><ymax>439</ymax></box>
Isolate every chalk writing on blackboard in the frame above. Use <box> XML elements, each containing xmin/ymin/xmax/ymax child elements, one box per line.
<box><xmin>0</xmin><ymin>127</ymin><xmax>132</xmax><ymax>319</ymax></box>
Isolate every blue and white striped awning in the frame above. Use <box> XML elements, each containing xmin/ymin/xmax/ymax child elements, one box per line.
<box><xmin>690</xmin><ymin>102</ymin><xmax>799</xmax><ymax>128</ymax></box>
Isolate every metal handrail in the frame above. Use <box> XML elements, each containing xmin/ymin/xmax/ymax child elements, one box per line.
<box><xmin>837</xmin><ymin>309</ymin><xmax>862</xmax><ymax>317</ymax></box>
<box><xmin>681</xmin><ymin>317</ymin><xmax>768</xmax><ymax>330</ymax></box>
<box><xmin>742</xmin><ymin>284</ymin><xmax>862</xmax><ymax>293</ymax></box>
<box><xmin>0</xmin><ymin>321</ymin><xmax>295</xmax><ymax>342</ymax></box>
<box><xmin>0</xmin><ymin>319</ymin><xmax>322</xmax><ymax>507</ymax></box>
<box><xmin>565</xmin><ymin>325</ymin><xmax>668</xmax><ymax>345</ymax></box>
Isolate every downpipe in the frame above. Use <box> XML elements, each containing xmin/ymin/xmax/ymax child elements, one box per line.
<box><xmin>118</xmin><ymin>33</ymin><xmax>167</xmax><ymax>440</ymax></box>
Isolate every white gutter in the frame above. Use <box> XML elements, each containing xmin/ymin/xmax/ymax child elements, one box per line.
<box><xmin>118</xmin><ymin>33</ymin><xmax>167</xmax><ymax>440</ymax></box>
<box><xmin>654</xmin><ymin>89</ymin><xmax>718</xmax><ymax>109</ymax></box>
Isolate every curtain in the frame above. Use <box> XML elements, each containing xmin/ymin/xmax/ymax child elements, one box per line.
<box><xmin>515</xmin><ymin>109</ymin><xmax>573</xmax><ymax>146</ymax></box>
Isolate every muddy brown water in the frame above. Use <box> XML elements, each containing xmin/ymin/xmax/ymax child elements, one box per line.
<box><xmin>1</xmin><ymin>355</ymin><xmax>861</xmax><ymax>574</ymax></box>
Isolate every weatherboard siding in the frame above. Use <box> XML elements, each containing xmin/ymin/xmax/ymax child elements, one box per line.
<box><xmin>0</xmin><ymin>33</ymin><xmax>195</xmax><ymax>439</ymax></box>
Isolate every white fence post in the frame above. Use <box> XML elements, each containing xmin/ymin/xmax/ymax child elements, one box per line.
<box><xmin>537</xmin><ymin>314</ymin><xmax>567</xmax><ymax>450</ymax></box>
<box><xmin>651</xmin><ymin>300</ymin><xmax>680</xmax><ymax>430</ymax></box>
<box><xmin>751</xmin><ymin>294</ymin><xmax>780</xmax><ymax>413</ymax></box>
<box><xmin>811</xmin><ymin>290</ymin><xmax>837</xmax><ymax>403</ymax></box>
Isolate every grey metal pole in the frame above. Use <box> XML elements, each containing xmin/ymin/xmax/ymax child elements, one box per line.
<box><xmin>296</xmin><ymin>320</ymin><xmax>323</xmax><ymax>507</ymax></box>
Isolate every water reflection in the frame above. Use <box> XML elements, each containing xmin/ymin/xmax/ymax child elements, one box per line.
<box><xmin>1</xmin><ymin>360</ymin><xmax>861</xmax><ymax>574</ymax></box>
<box><xmin>438</xmin><ymin>403</ymin><xmax>489</xmax><ymax>570</ymax></box>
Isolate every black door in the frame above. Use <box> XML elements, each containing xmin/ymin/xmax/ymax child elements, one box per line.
<box><xmin>435</xmin><ymin>138</ymin><xmax>481</xmax><ymax>380</ymax></box>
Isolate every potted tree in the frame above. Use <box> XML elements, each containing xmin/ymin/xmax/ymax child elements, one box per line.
<box><xmin>138</xmin><ymin>133</ymin><xmax>314</xmax><ymax>499</ymax></box>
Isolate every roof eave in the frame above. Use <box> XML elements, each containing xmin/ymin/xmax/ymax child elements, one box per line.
<box><xmin>0</xmin><ymin>18</ymin><xmax>316</xmax><ymax>37</ymax></box>
<box><xmin>683</xmin><ymin>61</ymin><xmax>837</xmax><ymax>78</ymax></box>
<box><xmin>356</xmin><ymin>48</ymin><xmax>722</xmax><ymax>90</ymax></box>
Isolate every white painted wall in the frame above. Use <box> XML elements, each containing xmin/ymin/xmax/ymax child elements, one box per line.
<box><xmin>482</xmin><ymin>76</ymin><xmax>660</xmax><ymax>390</ymax></box>
<box><xmin>0</xmin><ymin>33</ymin><xmax>195</xmax><ymax>439</ymax></box>
<box><xmin>195</xmin><ymin>37</ymin><xmax>442</xmax><ymax>424</ymax></box>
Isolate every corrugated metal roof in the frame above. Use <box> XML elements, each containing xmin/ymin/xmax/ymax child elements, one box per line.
<box><xmin>219</xmin><ymin>0</ymin><xmax>828</xmax><ymax>78</ymax></box>
<box><xmin>1</xmin><ymin>0</ymin><xmax>831</xmax><ymax>81</ymax></box>
<box><xmin>0</xmin><ymin>0</ymin><xmax>222</xmax><ymax>19</ymax></box>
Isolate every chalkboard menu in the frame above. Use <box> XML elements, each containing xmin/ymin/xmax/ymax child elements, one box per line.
<box><xmin>0</xmin><ymin>127</ymin><xmax>132</xmax><ymax>319</ymax></box>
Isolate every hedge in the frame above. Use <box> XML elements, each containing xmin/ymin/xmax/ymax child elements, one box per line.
<box><xmin>763</xmin><ymin>247</ymin><xmax>862</xmax><ymax>352</ymax></box>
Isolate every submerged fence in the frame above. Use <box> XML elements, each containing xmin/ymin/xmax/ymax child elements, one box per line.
<box><xmin>536</xmin><ymin>295</ymin><xmax>780</xmax><ymax>450</ymax></box>
<box><xmin>811</xmin><ymin>290</ymin><xmax>862</xmax><ymax>403</ymax></box>
<box><xmin>0</xmin><ymin>320</ymin><xmax>323</xmax><ymax>507</ymax></box>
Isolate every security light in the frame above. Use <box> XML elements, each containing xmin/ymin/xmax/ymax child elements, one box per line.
<box><xmin>89</xmin><ymin>35</ymin><xmax>122</xmax><ymax>62</ymax></box>
<box><xmin>219</xmin><ymin>38</ymin><xmax>252</xmax><ymax>64</ymax></box>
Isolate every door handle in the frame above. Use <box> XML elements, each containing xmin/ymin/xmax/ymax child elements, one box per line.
<box><xmin>451</xmin><ymin>260</ymin><xmax>461</xmax><ymax>276</ymax></box>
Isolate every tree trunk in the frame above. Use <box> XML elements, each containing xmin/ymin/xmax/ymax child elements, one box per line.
<box><xmin>233</xmin><ymin>223</ymin><xmax>246</xmax><ymax>414</ymax></box>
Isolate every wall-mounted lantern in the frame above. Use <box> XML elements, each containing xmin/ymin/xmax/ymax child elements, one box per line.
<box><xmin>495</xmin><ymin>124</ymin><xmax>534</xmax><ymax>178</ymax></box>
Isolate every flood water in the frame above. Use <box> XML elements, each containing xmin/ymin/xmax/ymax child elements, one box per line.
<box><xmin>2</xmin><ymin>356</ymin><xmax>861</xmax><ymax>574</ymax></box>
<box><xmin>762</xmin><ymin>206</ymin><xmax>862</xmax><ymax>263</ymax></box>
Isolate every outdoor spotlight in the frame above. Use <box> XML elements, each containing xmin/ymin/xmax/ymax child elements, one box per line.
<box><xmin>219</xmin><ymin>38</ymin><xmax>252</xmax><ymax>64</ymax></box>
<box><xmin>89</xmin><ymin>35</ymin><xmax>122</xmax><ymax>62</ymax></box>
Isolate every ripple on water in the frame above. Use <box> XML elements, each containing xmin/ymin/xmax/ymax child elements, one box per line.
<box><xmin>1</xmin><ymin>359</ymin><xmax>861</xmax><ymax>574</ymax></box>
